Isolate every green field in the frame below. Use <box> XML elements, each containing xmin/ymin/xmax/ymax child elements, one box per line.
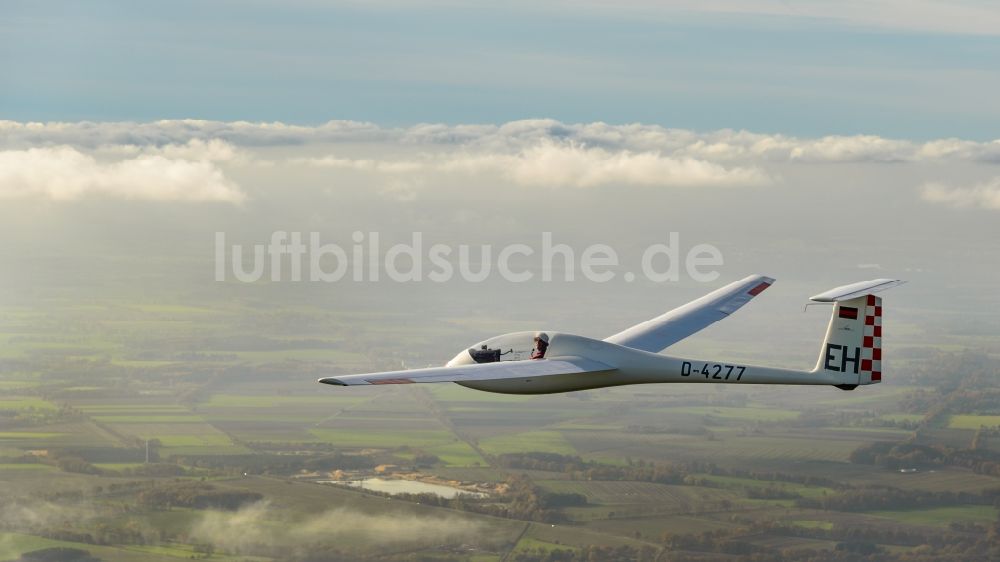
<box><xmin>0</xmin><ymin>431</ymin><xmax>64</xmax><ymax>439</ymax></box>
<box><xmin>203</xmin><ymin>394</ymin><xmax>368</xmax><ymax>408</ymax></box>
<box><xmin>948</xmin><ymin>415</ymin><xmax>1000</xmax><ymax>429</ymax></box>
<box><xmin>478</xmin><ymin>430</ymin><xmax>577</xmax><ymax>455</ymax></box>
<box><xmin>92</xmin><ymin>415</ymin><xmax>205</xmax><ymax>423</ymax></box>
<box><xmin>670</xmin><ymin>406</ymin><xmax>801</xmax><ymax>421</ymax></box>
<box><xmin>791</xmin><ymin>520</ymin><xmax>834</xmax><ymax>530</ymax></box>
<box><xmin>868</xmin><ymin>505</ymin><xmax>999</xmax><ymax>527</ymax></box>
<box><xmin>79</xmin><ymin>405</ymin><xmax>192</xmax><ymax>412</ymax></box>
<box><xmin>308</xmin><ymin>428</ymin><xmax>456</xmax><ymax>449</ymax></box>
<box><xmin>880</xmin><ymin>414</ymin><xmax>924</xmax><ymax>423</ymax></box>
<box><xmin>696</xmin><ymin>474</ymin><xmax>835</xmax><ymax>499</ymax></box>
<box><xmin>0</xmin><ymin>533</ymin><xmax>198</xmax><ymax>562</ymax></box>
<box><xmin>537</xmin><ymin>479</ymin><xmax>736</xmax><ymax>513</ymax></box>
<box><xmin>0</xmin><ymin>463</ymin><xmax>57</xmax><ymax>471</ymax></box>
<box><xmin>424</xmin><ymin>440</ymin><xmax>487</xmax><ymax>466</ymax></box>
<box><xmin>1</xmin><ymin>285</ymin><xmax>999</xmax><ymax>561</ymax></box>
<box><xmin>0</xmin><ymin>397</ymin><xmax>57</xmax><ymax>410</ymax></box>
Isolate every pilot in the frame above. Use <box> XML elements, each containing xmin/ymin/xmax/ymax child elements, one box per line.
<box><xmin>530</xmin><ymin>332</ymin><xmax>549</xmax><ymax>359</ymax></box>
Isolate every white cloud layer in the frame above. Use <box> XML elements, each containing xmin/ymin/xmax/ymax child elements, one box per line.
<box><xmin>4</xmin><ymin>119</ymin><xmax>1000</xmax><ymax>203</ymax></box>
<box><xmin>922</xmin><ymin>178</ymin><xmax>1000</xmax><ymax>210</ymax></box>
<box><xmin>455</xmin><ymin>142</ymin><xmax>770</xmax><ymax>188</ymax></box>
<box><xmin>0</xmin><ymin>145</ymin><xmax>244</xmax><ymax>203</ymax></box>
<box><xmin>297</xmin><ymin>141</ymin><xmax>769</xmax><ymax>188</ymax></box>
<box><xmin>4</xmin><ymin>119</ymin><xmax>999</xmax><ymax>165</ymax></box>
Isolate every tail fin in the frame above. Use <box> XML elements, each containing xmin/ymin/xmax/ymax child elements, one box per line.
<box><xmin>809</xmin><ymin>279</ymin><xmax>905</xmax><ymax>389</ymax></box>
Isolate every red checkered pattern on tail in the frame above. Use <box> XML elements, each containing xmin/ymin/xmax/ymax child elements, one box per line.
<box><xmin>861</xmin><ymin>295</ymin><xmax>882</xmax><ymax>382</ymax></box>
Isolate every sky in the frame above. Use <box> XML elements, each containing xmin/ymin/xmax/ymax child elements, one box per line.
<box><xmin>1</xmin><ymin>1</ymin><xmax>999</xmax><ymax>361</ymax></box>
<box><xmin>3</xmin><ymin>0</ymin><xmax>1000</xmax><ymax>139</ymax></box>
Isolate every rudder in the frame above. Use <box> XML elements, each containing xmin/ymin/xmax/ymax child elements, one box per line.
<box><xmin>812</xmin><ymin>295</ymin><xmax>882</xmax><ymax>386</ymax></box>
<box><xmin>809</xmin><ymin>279</ymin><xmax>902</xmax><ymax>388</ymax></box>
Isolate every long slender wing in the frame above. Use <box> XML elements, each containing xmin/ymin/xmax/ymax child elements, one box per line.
<box><xmin>319</xmin><ymin>357</ymin><xmax>614</xmax><ymax>386</ymax></box>
<box><xmin>604</xmin><ymin>274</ymin><xmax>774</xmax><ymax>353</ymax></box>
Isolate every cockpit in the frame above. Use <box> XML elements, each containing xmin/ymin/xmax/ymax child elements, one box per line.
<box><xmin>447</xmin><ymin>331</ymin><xmax>552</xmax><ymax>367</ymax></box>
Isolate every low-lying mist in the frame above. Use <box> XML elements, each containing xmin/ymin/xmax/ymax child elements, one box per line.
<box><xmin>189</xmin><ymin>501</ymin><xmax>494</xmax><ymax>555</ymax></box>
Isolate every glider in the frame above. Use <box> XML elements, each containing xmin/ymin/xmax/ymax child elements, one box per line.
<box><xmin>319</xmin><ymin>276</ymin><xmax>904</xmax><ymax>394</ymax></box>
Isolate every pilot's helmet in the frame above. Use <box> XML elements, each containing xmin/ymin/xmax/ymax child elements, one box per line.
<box><xmin>534</xmin><ymin>332</ymin><xmax>549</xmax><ymax>344</ymax></box>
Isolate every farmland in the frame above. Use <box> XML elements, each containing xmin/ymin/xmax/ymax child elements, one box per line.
<box><xmin>1</xmin><ymin>283</ymin><xmax>999</xmax><ymax>562</ymax></box>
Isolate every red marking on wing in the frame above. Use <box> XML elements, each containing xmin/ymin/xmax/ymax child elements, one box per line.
<box><xmin>367</xmin><ymin>378</ymin><xmax>414</xmax><ymax>385</ymax></box>
<box><xmin>747</xmin><ymin>282</ymin><xmax>771</xmax><ymax>296</ymax></box>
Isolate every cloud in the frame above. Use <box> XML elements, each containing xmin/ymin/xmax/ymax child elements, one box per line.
<box><xmin>147</xmin><ymin>139</ymin><xmax>243</xmax><ymax>163</ymax></box>
<box><xmin>0</xmin><ymin>146</ymin><xmax>245</xmax><ymax>203</ymax></box>
<box><xmin>295</xmin><ymin>141</ymin><xmax>769</xmax><ymax>188</ymax></box>
<box><xmin>96</xmin><ymin>139</ymin><xmax>242</xmax><ymax>162</ymax></box>
<box><xmin>916</xmin><ymin>139</ymin><xmax>1000</xmax><ymax>163</ymax></box>
<box><xmin>671</xmin><ymin>132</ymin><xmax>978</xmax><ymax>163</ymax></box>
<box><xmin>921</xmin><ymin>178</ymin><xmax>1000</xmax><ymax>210</ymax></box>
<box><xmin>292</xmin><ymin>155</ymin><xmax>424</xmax><ymax>173</ymax></box>
<box><xmin>4</xmin><ymin>119</ymin><xmax>1000</xmax><ymax>166</ymax></box>
<box><xmin>439</xmin><ymin>142</ymin><xmax>770</xmax><ymax>188</ymax></box>
<box><xmin>189</xmin><ymin>501</ymin><xmax>492</xmax><ymax>554</ymax></box>
<box><xmin>5</xmin><ymin>119</ymin><xmax>1000</xmax><ymax>203</ymax></box>
<box><xmin>0</xmin><ymin>498</ymin><xmax>100</xmax><ymax>528</ymax></box>
<box><xmin>0</xmin><ymin>120</ymin><xmax>388</xmax><ymax>150</ymax></box>
<box><xmin>772</xmin><ymin>135</ymin><xmax>912</xmax><ymax>163</ymax></box>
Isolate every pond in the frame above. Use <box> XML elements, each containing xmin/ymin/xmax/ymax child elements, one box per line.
<box><xmin>319</xmin><ymin>477</ymin><xmax>486</xmax><ymax>499</ymax></box>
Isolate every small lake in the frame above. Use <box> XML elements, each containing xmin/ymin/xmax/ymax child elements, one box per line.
<box><xmin>319</xmin><ymin>477</ymin><xmax>486</xmax><ymax>499</ymax></box>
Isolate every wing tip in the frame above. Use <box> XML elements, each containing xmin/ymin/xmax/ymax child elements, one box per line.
<box><xmin>318</xmin><ymin>377</ymin><xmax>348</xmax><ymax>386</ymax></box>
<box><xmin>747</xmin><ymin>278</ymin><xmax>774</xmax><ymax>296</ymax></box>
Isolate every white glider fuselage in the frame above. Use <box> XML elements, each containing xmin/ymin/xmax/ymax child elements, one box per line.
<box><xmin>448</xmin><ymin>331</ymin><xmax>835</xmax><ymax>395</ymax></box>
<box><xmin>318</xmin><ymin>276</ymin><xmax>903</xmax><ymax>395</ymax></box>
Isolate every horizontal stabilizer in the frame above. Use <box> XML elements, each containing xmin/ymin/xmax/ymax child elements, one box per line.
<box><xmin>810</xmin><ymin>279</ymin><xmax>905</xmax><ymax>302</ymax></box>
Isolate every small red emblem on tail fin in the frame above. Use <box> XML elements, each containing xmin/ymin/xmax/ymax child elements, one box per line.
<box><xmin>838</xmin><ymin>306</ymin><xmax>858</xmax><ymax>319</ymax></box>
